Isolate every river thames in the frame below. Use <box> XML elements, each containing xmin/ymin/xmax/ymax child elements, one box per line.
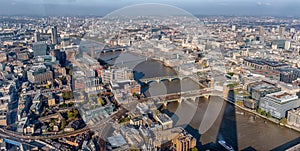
<box><xmin>99</xmin><ymin>51</ymin><xmax>300</xmax><ymax>150</ymax></box>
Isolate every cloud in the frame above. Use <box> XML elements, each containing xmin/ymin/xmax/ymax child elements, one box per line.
<box><xmin>257</xmin><ymin>1</ymin><xmax>272</xmax><ymax>6</ymax></box>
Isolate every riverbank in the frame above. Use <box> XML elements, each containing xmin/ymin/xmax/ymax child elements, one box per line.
<box><xmin>224</xmin><ymin>97</ymin><xmax>300</xmax><ymax>133</ymax></box>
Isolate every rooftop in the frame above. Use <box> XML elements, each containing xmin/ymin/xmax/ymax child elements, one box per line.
<box><xmin>107</xmin><ymin>134</ymin><xmax>127</xmax><ymax>148</ymax></box>
<box><xmin>156</xmin><ymin>113</ymin><xmax>172</xmax><ymax>124</ymax></box>
<box><xmin>265</xmin><ymin>91</ymin><xmax>299</xmax><ymax>104</ymax></box>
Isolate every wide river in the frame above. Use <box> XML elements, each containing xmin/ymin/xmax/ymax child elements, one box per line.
<box><xmin>99</xmin><ymin>52</ymin><xmax>300</xmax><ymax>150</ymax></box>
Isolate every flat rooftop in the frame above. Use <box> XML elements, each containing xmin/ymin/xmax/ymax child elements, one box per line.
<box><xmin>266</xmin><ymin>91</ymin><xmax>298</xmax><ymax>103</ymax></box>
<box><xmin>107</xmin><ymin>134</ymin><xmax>127</xmax><ymax>148</ymax></box>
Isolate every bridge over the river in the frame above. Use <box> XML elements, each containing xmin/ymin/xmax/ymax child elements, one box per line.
<box><xmin>149</xmin><ymin>88</ymin><xmax>222</xmax><ymax>105</ymax></box>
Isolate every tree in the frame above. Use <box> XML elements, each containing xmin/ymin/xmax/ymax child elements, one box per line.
<box><xmin>257</xmin><ymin>108</ymin><xmax>262</xmax><ymax>114</ymax></box>
<box><xmin>191</xmin><ymin>147</ymin><xmax>198</xmax><ymax>151</ymax></box>
<box><xmin>266</xmin><ymin>112</ymin><xmax>271</xmax><ymax>118</ymax></box>
<box><xmin>67</xmin><ymin>108</ymin><xmax>79</xmax><ymax>121</ymax></box>
<box><xmin>280</xmin><ymin>118</ymin><xmax>288</xmax><ymax>125</ymax></box>
<box><xmin>227</xmin><ymin>83</ymin><xmax>238</xmax><ymax>88</ymax></box>
<box><xmin>62</xmin><ymin>91</ymin><xmax>74</xmax><ymax>100</ymax></box>
<box><xmin>261</xmin><ymin>110</ymin><xmax>267</xmax><ymax>116</ymax></box>
<box><xmin>61</xmin><ymin>119</ymin><xmax>66</xmax><ymax>130</ymax></box>
<box><xmin>227</xmin><ymin>72</ymin><xmax>235</xmax><ymax>77</ymax></box>
<box><xmin>45</xmin><ymin>84</ymin><xmax>50</xmax><ymax>89</ymax></box>
<box><xmin>98</xmin><ymin>97</ymin><xmax>105</xmax><ymax>106</ymax></box>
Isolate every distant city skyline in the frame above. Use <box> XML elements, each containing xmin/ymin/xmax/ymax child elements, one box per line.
<box><xmin>1</xmin><ymin>0</ymin><xmax>300</xmax><ymax>17</ymax></box>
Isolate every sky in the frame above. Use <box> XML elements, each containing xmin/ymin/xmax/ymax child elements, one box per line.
<box><xmin>0</xmin><ymin>0</ymin><xmax>300</xmax><ymax>17</ymax></box>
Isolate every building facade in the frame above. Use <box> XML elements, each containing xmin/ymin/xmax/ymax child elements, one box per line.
<box><xmin>172</xmin><ymin>130</ymin><xmax>197</xmax><ymax>151</ymax></box>
<box><xmin>101</xmin><ymin>68</ymin><xmax>133</xmax><ymax>84</ymax></box>
<box><xmin>278</xmin><ymin>68</ymin><xmax>300</xmax><ymax>84</ymax></box>
<box><xmin>287</xmin><ymin>108</ymin><xmax>300</xmax><ymax>128</ymax></box>
<box><xmin>51</xmin><ymin>26</ymin><xmax>58</xmax><ymax>45</ymax></box>
<box><xmin>247</xmin><ymin>81</ymin><xmax>281</xmax><ymax>101</ymax></box>
<box><xmin>27</xmin><ymin>64</ymin><xmax>53</xmax><ymax>84</ymax></box>
<box><xmin>33</xmin><ymin>42</ymin><xmax>47</xmax><ymax>57</ymax></box>
<box><xmin>259</xmin><ymin>91</ymin><xmax>300</xmax><ymax>119</ymax></box>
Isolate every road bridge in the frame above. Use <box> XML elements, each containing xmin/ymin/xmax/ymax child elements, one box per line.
<box><xmin>149</xmin><ymin>88</ymin><xmax>222</xmax><ymax>105</ymax></box>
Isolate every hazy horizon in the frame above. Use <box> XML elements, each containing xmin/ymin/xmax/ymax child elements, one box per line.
<box><xmin>1</xmin><ymin>0</ymin><xmax>300</xmax><ymax>17</ymax></box>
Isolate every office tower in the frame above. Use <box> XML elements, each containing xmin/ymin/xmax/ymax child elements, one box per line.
<box><xmin>231</xmin><ymin>25</ymin><xmax>236</xmax><ymax>31</ymax></box>
<box><xmin>34</xmin><ymin>31</ymin><xmax>41</xmax><ymax>42</ymax></box>
<box><xmin>285</xmin><ymin>41</ymin><xmax>291</xmax><ymax>50</ymax></box>
<box><xmin>51</xmin><ymin>26</ymin><xmax>58</xmax><ymax>45</ymax></box>
<box><xmin>32</xmin><ymin>42</ymin><xmax>48</xmax><ymax>57</ymax></box>
<box><xmin>279</xmin><ymin>26</ymin><xmax>285</xmax><ymax>36</ymax></box>
<box><xmin>259</xmin><ymin>26</ymin><xmax>264</xmax><ymax>36</ymax></box>
<box><xmin>90</xmin><ymin>46</ymin><xmax>95</xmax><ymax>58</ymax></box>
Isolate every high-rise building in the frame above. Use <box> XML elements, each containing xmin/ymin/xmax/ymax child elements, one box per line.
<box><xmin>259</xmin><ymin>26</ymin><xmax>264</xmax><ymax>36</ymax></box>
<box><xmin>51</xmin><ymin>26</ymin><xmax>58</xmax><ymax>45</ymax></box>
<box><xmin>34</xmin><ymin>31</ymin><xmax>41</xmax><ymax>42</ymax></box>
<box><xmin>284</xmin><ymin>41</ymin><xmax>291</xmax><ymax>50</ymax></box>
<box><xmin>90</xmin><ymin>46</ymin><xmax>95</xmax><ymax>58</ymax></box>
<box><xmin>32</xmin><ymin>42</ymin><xmax>48</xmax><ymax>57</ymax></box>
<box><xmin>231</xmin><ymin>25</ymin><xmax>236</xmax><ymax>31</ymax></box>
<box><xmin>279</xmin><ymin>26</ymin><xmax>285</xmax><ymax>36</ymax></box>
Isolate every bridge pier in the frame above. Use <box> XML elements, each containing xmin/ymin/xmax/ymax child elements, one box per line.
<box><xmin>177</xmin><ymin>99</ymin><xmax>182</xmax><ymax>104</ymax></box>
<box><xmin>190</xmin><ymin>97</ymin><xmax>197</xmax><ymax>102</ymax></box>
<box><xmin>203</xmin><ymin>95</ymin><xmax>210</xmax><ymax>100</ymax></box>
<box><xmin>161</xmin><ymin>102</ymin><xmax>168</xmax><ymax>110</ymax></box>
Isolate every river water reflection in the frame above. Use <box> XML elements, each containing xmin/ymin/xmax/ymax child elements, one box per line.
<box><xmin>166</xmin><ymin>97</ymin><xmax>300</xmax><ymax>150</ymax></box>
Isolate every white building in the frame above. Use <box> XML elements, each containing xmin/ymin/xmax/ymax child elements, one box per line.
<box><xmin>101</xmin><ymin>68</ymin><xmax>132</xmax><ymax>84</ymax></box>
<box><xmin>259</xmin><ymin>91</ymin><xmax>300</xmax><ymax>119</ymax></box>
<box><xmin>287</xmin><ymin>108</ymin><xmax>300</xmax><ymax>128</ymax></box>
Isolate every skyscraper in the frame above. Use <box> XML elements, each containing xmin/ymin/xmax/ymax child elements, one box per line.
<box><xmin>259</xmin><ymin>26</ymin><xmax>264</xmax><ymax>36</ymax></box>
<box><xmin>90</xmin><ymin>46</ymin><xmax>95</xmax><ymax>58</ymax></box>
<box><xmin>279</xmin><ymin>26</ymin><xmax>285</xmax><ymax>36</ymax></box>
<box><xmin>285</xmin><ymin>41</ymin><xmax>291</xmax><ymax>50</ymax></box>
<box><xmin>34</xmin><ymin>31</ymin><xmax>40</xmax><ymax>42</ymax></box>
<box><xmin>51</xmin><ymin>26</ymin><xmax>58</xmax><ymax>45</ymax></box>
<box><xmin>32</xmin><ymin>42</ymin><xmax>47</xmax><ymax>57</ymax></box>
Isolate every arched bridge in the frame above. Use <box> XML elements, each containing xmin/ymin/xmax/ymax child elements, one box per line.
<box><xmin>140</xmin><ymin>75</ymin><xmax>192</xmax><ymax>84</ymax></box>
<box><xmin>149</xmin><ymin>88</ymin><xmax>222</xmax><ymax>105</ymax></box>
